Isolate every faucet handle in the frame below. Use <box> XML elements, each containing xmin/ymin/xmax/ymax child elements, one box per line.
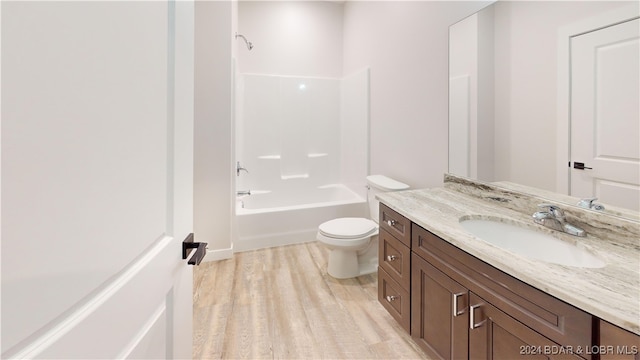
<box><xmin>577</xmin><ymin>197</ymin><xmax>597</xmax><ymax>208</ymax></box>
<box><xmin>538</xmin><ymin>204</ymin><xmax>565</xmax><ymax>219</ymax></box>
<box><xmin>577</xmin><ymin>197</ymin><xmax>605</xmax><ymax>211</ymax></box>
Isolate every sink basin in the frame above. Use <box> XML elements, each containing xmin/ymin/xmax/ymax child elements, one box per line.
<box><xmin>459</xmin><ymin>218</ymin><xmax>605</xmax><ymax>268</ymax></box>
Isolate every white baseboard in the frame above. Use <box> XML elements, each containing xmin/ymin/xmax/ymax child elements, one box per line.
<box><xmin>202</xmin><ymin>246</ymin><xmax>233</xmax><ymax>262</ymax></box>
<box><xmin>234</xmin><ymin>229</ymin><xmax>317</xmax><ymax>253</ymax></box>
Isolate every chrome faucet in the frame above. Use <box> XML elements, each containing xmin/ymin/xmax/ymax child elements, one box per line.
<box><xmin>236</xmin><ymin>190</ymin><xmax>251</xmax><ymax>196</ymax></box>
<box><xmin>236</xmin><ymin>161</ymin><xmax>249</xmax><ymax>176</ymax></box>
<box><xmin>577</xmin><ymin>197</ymin><xmax>605</xmax><ymax>211</ymax></box>
<box><xmin>532</xmin><ymin>204</ymin><xmax>586</xmax><ymax>237</ymax></box>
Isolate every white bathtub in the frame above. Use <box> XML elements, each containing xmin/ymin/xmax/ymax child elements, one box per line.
<box><xmin>235</xmin><ymin>184</ymin><xmax>367</xmax><ymax>252</ymax></box>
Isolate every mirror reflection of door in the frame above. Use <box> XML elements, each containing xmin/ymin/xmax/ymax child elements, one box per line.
<box><xmin>570</xmin><ymin>18</ymin><xmax>640</xmax><ymax>211</ymax></box>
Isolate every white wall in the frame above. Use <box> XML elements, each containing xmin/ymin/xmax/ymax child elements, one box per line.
<box><xmin>237</xmin><ymin>1</ymin><xmax>343</xmax><ymax>77</ymax></box>
<box><xmin>194</xmin><ymin>1</ymin><xmax>235</xmax><ymax>260</ymax></box>
<box><xmin>340</xmin><ymin>68</ymin><xmax>370</xmax><ymax>198</ymax></box>
<box><xmin>342</xmin><ymin>1</ymin><xmax>492</xmax><ymax>189</ymax></box>
<box><xmin>493</xmin><ymin>1</ymin><xmax>631</xmax><ymax>191</ymax></box>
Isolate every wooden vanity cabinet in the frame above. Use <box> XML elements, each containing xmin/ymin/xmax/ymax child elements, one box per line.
<box><xmin>376</xmin><ymin>204</ymin><xmax>638</xmax><ymax>360</ymax></box>
<box><xmin>410</xmin><ymin>224</ymin><xmax>593</xmax><ymax>360</ymax></box>
<box><xmin>378</xmin><ymin>204</ymin><xmax>412</xmax><ymax>332</ymax></box>
<box><xmin>411</xmin><ymin>251</ymin><xmax>584</xmax><ymax>360</ymax></box>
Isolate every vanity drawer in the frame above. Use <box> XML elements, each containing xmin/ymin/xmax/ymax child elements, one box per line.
<box><xmin>379</xmin><ymin>228</ymin><xmax>411</xmax><ymax>290</ymax></box>
<box><xmin>379</xmin><ymin>204</ymin><xmax>411</xmax><ymax>247</ymax></box>
<box><xmin>378</xmin><ymin>266</ymin><xmax>410</xmax><ymax>332</ymax></box>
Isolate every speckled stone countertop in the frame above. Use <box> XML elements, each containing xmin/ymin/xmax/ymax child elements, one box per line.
<box><xmin>377</xmin><ymin>174</ymin><xmax>640</xmax><ymax>335</ymax></box>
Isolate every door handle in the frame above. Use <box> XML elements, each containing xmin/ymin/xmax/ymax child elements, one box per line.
<box><xmin>573</xmin><ymin>162</ymin><xmax>592</xmax><ymax>170</ymax></box>
<box><xmin>182</xmin><ymin>233</ymin><xmax>208</xmax><ymax>266</ymax></box>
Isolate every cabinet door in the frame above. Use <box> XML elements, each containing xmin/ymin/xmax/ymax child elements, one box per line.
<box><xmin>599</xmin><ymin>320</ymin><xmax>640</xmax><ymax>360</ymax></box>
<box><xmin>469</xmin><ymin>292</ymin><xmax>583</xmax><ymax>360</ymax></box>
<box><xmin>411</xmin><ymin>253</ymin><xmax>469</xmax><ymax>360</ymax></box>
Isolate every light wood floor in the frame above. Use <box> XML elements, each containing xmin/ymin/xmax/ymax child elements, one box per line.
<box><xmin>193</xmin><ymin>241</ymin><xmax>428</xmax><ymax>359</ymax></box>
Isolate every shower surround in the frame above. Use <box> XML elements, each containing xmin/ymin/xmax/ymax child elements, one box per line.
<box><xmin>235</xmin><ymin>69</ymin><xmax>369</xmax><ymax>251</ymax></box>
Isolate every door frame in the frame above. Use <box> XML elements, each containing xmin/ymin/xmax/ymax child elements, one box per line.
<box><xmin>556</xmin><ymin>3</ymin><xmax>640</xmax><ymax>194</ymax></box>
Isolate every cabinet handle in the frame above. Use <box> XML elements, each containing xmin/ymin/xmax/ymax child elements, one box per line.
<box><xmin>452</xmin><ymin>292</ymin><xmax>465</xmax><ymax>317</ymax></box>
<box><xmin>386</xmin><ymin>255</ymin><xmax>398</xmax><ymax>262</ymax></box>
<box><xmin>386</xmin><ymin>219</ymin><xmax>397</xmax><ymax>227</ymax></box>
<box><xmin>386</xmin><ymin>295</ymin><xmax>398</xmax><ymax>302</ymax></box>
<box><xmin>469</xmin><ymin>304</ymin><xmax>485</xmax><ymax>329</ymax></box>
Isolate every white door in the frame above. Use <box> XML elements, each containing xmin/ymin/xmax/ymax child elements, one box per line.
<box><xmin>570</xmin><ymin>18</ymin><xmax>640</xmax><ymax>211</ymax></box>
<box><xmin>1</xmin><ymin>1</ymin><xmax>195</xmax><ymax>358</ymax></box>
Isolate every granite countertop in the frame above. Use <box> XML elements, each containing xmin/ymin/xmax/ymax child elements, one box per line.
<box><xmin>377</xmin><ymin>185</ymin><xmax>640</xmax><ymax>336</ymax></box>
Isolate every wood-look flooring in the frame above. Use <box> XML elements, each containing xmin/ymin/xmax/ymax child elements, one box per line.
<box><xmin>193</xmin><ymin>242</ymin><xmax>428</xmax><ymax>359</ymax></box>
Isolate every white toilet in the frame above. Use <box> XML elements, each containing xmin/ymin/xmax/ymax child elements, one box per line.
<box><xmin>317</xmin><ymin>175</ymin><xmax>409</xmax><ymax>279</ymax></box>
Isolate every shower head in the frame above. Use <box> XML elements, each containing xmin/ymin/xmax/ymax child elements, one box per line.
<box><xmin>235</xmin><ymin>32</ymin><xmax>253</xmax><ymax>50</ymax></box>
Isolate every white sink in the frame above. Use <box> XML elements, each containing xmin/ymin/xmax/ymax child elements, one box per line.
<box><xmin>459</xmin><ymin>217</ymin><xmax>606</xmax><ymax>268</ymax></box>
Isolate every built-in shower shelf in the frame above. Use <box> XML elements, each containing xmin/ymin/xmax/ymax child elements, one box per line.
<box><xmin>308</xmin><ymin>153</ymin><xmax>328</xmax><ymax>158</ymax></box>
<box><xmin>258</xmin><ymin>153</ymin><xmax>327</xmax><ymax>160</ymax></box>
<box><xmin>250</xmin><ymin>190</ymin><xmax>271</xmax><ymax>195</ymax></box>
<box><xmin>281</xmin><ymin>174</ymin><xmax>309</xmax><ymax>180</ymax></box>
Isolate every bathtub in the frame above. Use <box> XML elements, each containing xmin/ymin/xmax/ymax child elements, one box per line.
<box><xmin>235</xmin><ymin>184</ymin><xmax>367</xmax><ymax>252</ymax></box>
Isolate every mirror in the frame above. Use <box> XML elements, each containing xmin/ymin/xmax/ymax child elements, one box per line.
<box><xmin>448</xmin><ymin>0</ymin><xmax>640</xmax><ymax>220</ymax></box>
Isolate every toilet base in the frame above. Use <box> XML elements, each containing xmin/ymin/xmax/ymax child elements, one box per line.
<box><xmin>325</xmin><ymin>237</ymin><xmax>379</xmax><ymax>279</ymax></box>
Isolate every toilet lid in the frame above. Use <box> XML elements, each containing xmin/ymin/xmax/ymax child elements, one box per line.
<box><xmin>318</xmin><ymin>218</ymin><xmax>378</xmax><ymax>239</ymax></box>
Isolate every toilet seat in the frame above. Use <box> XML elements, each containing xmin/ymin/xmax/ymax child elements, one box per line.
<box><xmin>318</xmin><ymin>217</ymin><xmax>378</xmax><ymax>239</ymax></box>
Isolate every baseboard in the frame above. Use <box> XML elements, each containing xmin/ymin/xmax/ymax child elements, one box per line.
<box><xmin>202</xmin><ymin>246</ymin><xmax>233</xmax><ymax>262</ymax></box>
<box><xmin>234</xmin><ymin>229</ymin><xmax>317</xmax><ymax>253</ymax></box>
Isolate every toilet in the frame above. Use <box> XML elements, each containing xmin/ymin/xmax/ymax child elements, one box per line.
<box><xmin>317</xmin><ymin>175</ymin><xmax>409</xmax><ymax>279</ymax></box>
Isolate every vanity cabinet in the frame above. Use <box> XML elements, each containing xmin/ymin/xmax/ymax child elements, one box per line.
<box><xmin>411</xmin><ymin>223</ymin><xmax>592</xmax><ymax>359</ymax></box>
<box><xmin>411</xmin><ymin>224</ymin><xmax>592</xmax><ymax>357</ymax></box>
<box><xmin>411</xmin><ymin>250</ymin><xmax>584</xmax><ymax>360</ymax></box>
<box><xmin>377</xmin><ymin>204</ymin><xmax>412</xmax><ymax>332</ymax></box>
<box><xmin>377</xmin><ymin>204</ymin><xmax>638</xmax><ymax>360</ymax></box>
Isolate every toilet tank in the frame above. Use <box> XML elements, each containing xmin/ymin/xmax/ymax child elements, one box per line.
<box><xmin>366</xmin><ymin>175</ymin><xmax>410</xmax><ymax>223</ymax></box>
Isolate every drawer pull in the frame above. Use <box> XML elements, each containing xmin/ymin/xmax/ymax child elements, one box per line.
<box><xmin>386</xmin><ymin>255</ymin><xmax>398</xmax><ymax>262</ymax></box>
<box><xmin>386</xmin><ymin>295</ymin><xmax>398</xmax><ymax>302</ymax></box>
<box><xmin>452</xmin><ymin>292</ymin><xmax>465</xmax><ymax>317</ymax></box>
<box><xmin>386</xmin><ymin>219</ymin><xmax>397</xmax><ymax>227</ymax></box>
<box><xmin>470</xmin><ymin>304</ymin><xmax>485</xmax><ymax>329</ymax></box>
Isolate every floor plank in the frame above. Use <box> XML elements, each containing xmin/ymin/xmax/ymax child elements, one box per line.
<box><xmin>193</xmin><ymin>242</ymin><xmax>428</xmax><ymax>359</ymax></box>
